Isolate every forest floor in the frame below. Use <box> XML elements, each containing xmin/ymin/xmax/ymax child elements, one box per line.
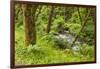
<box><xmin>15</xmin><ymin>27</ymin><xmax>95</xmax><ymax>65</ymax></box>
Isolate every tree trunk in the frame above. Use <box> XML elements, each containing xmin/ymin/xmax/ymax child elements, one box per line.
<box><xmin>77</xmin><ymin>7</ymin><xmax>82</xmax><ymax>25</ymax></box>
<box><xmin>22</xmin><ymin>4</ymin><xmax>38</xmax><ymax>46</ymax></box>
<box><xmin>71</xmin><ymin>8</ymin><xmax>91</xmax><ymax>47</ymax></box>
<box><xmin>46</xmin><ymin>6</ymin><xmax>55</xmax><ymax>33</ymax></box>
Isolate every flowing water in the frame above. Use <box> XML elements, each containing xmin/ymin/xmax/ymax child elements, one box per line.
<box><xmin>54</xmin><ymin>31</ymin><xmax>81</xmax><ymax>51</ymax></box>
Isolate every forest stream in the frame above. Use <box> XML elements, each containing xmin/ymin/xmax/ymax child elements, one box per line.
<box><xmin>54</xmin><ymin>31</ymin><xmax>81</xmax><ymax>51</ymax></box>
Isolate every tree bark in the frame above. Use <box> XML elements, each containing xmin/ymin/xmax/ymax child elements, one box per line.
<box><xmin>71</xmin><ymin>8</ymin><xmax>91</xmax><ymax>47</ymax></box>
<box><xmin>46</xmin><ymin>6</ymin><xmax>55</xmax><ymax>33</ymax></box>
<box><xmin>22</xmin><ymin>4</ymin><xmax>38</xmax><ymax>46</ymax></box>
<box><xmin>77</xmin><ymin>7</ymin><xmax>82</xmax><ymax>25</ymax></box>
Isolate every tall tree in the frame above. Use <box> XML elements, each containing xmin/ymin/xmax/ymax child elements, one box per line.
<box><xmin>71</xmin><ymin>8</ymin><xmax>91</xmax><ymax>47</ymax></box>
<box><xmin>22</xmin><ymin>4</ymin><xmax>38</xmax><ymax>46</ymax></box>
<box><xmin>46</xmin><ymin>6</ymin><xmax>55</xmax><ymax>33</ymax></box>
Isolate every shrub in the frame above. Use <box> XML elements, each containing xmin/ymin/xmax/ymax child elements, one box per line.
<box><xmin>65</xmin><ymin>23</ymin><xmax>81</xmax><ymax>34</ymax></box>
<box><xmin>79</xmin><ymin>44</ymin><xmax>94</xmax><ymax>57</ymax></box>
<box><xmin>54</xmin><ymin>37</ymin><xmax>70</xmax><ymax>49</ymax></box>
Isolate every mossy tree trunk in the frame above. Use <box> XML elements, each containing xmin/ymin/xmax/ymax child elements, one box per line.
<box><xmin>22</xmin><ymin>4</ymin><xmax>38</xmax><ymax>46</ymax></box>
<box><xmin>46</xmin><ymin>6</ymin><xmax>55</xmax><ymax>33</ymax></box>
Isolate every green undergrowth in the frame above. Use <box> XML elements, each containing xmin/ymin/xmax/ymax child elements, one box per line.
<box><xmin>15</xmin><ymin>27</ymin><xmax>94</xmax><ymax>65</ymax></box>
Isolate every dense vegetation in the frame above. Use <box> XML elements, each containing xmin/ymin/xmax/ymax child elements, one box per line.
<box><xmin>15</xmin><ymin>3</ymin><xmax>95</xmax><ymax>65</ymax></box>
